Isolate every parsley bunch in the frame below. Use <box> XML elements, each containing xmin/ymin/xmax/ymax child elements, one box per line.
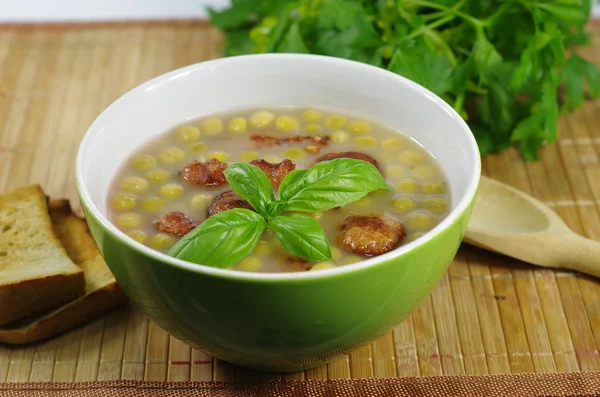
<box><xmin>209</xmin><ymin>0</ymin><xmax>600</xmax><ymax>160</ymax></box>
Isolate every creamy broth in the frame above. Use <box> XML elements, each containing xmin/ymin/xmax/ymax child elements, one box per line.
<box><xmin>107</xmin><ymin>107</ymin><xmax>451</xmax><ymax>272</ymax></box>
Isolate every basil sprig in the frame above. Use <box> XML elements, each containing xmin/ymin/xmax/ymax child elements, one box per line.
<box><xmin>168</xmin><ymin>158</ymin><xmax>389</xmax><ymax>268</ymax></box>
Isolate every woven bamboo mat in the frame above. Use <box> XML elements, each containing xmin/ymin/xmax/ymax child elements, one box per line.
<box><xmin>0</xmin><ymin>20</ymin><xmax>600</xmax><ymax>384</ymax></box>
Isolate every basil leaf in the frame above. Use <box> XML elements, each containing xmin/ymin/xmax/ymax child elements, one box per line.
<box><xmin>279</xmin><ymin>158</ymin><xmax>389</xmax><ymax>212</ymax></box>
<box><xmin>269</xmin><ymin>213</ymin><xmax>331</xmax><ymax>262</ymax></box>
<box><xmin>224</xmin><ymin>163</ymin><xmax>274</xmax><ymax>218</ymax></box>
<box><xmin>168</xmin><ymin>209</ymin><xmax>266</xmax><ymax>268</ymax></box>
<box><xmin>277</xmin><ymin>169</ymin><xmax>307</xmax><ymax>198</ymax></box>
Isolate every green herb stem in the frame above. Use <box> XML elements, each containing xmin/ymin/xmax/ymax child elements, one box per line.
<box><xmin>423</xmin><ymin>11</ymin><xmax>446</xmax><ymax>21</ymax></box>
<box><xmin>483</xmin><ymin>1</ymin><xmax>514</xmax><ymax>27</ymax></box>
<box><xmin>398</xmin><ymin>10</ymin><xmax>458</xmax><ymax>66</ymax></box>
<box><xmin>423</xmin><ymin>30</ymin><xmax>458</xmax><ymax>67</ymax></box>
<box><xmin>453</xmin><ymin>91</ymin><xmax>466</xmax><ymax>114</ymax></box>
<box><xmin>402</xmin><ymin>0</ymin><xmax>484</xmax><ymax>29</ymax></box>
<box><xmin>407</xmin><ymin>14</ymin><xmax>455</xmax><ymax>40</ymax></box>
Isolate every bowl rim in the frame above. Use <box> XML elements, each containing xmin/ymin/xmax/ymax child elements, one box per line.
<box><xmin>76</xmin><ymin>53</ymin><xmax>481</xmax><ymax>282</ymax></box>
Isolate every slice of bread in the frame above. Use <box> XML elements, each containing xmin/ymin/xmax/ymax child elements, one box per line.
<box><xmin>0</xmin><ymin>200</ymin><xmax>128</xmax><ymax>344</ymax></box>
<box><xmin>0</xmin><ymin>186</ymin><xmax>85</xmax><ymax>325</ymax></box>
<box><xmin>48</xmin><ymin>200</ymin><xmax>98</xmax><ymax>265</ymax></box>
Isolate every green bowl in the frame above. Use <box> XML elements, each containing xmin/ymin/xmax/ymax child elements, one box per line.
<box><xmin>76</xmin><ymin>54</ymin><xmax>480</xmax><ymax>372</ymax></box>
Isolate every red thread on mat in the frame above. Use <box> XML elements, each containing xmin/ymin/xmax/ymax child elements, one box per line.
<box><xmin>484</xmin><ymin>352</ymin><xmax>510</xmax><ymax>358</ymax></box>
<box><xmin>170</xmin><ymin>361</ymin><xmax>212</xmax><ymax>365</ymax></box>
<box><xmin>575</xmin><ymin>350</ymin><xmax>599</xmax><ymax>356</ymax></box>
<box><xmin>428</xmin><ymin>350</ymin><xmax>599</xmax><ymax>360</ymax></box>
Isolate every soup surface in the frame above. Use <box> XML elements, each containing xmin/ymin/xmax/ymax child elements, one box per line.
<box><xmin>107</xmin><ymin>107</ymin><xmax>451</xmax><ymax>272</ymax></box>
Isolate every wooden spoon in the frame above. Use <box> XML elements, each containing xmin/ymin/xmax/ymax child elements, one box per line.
<box><xmin>464</xmin><ymin>175</ymin><xmax>600</xmax><ymax>278</ymax></box>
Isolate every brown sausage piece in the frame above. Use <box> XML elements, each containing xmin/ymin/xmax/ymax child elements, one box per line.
<box><xmin>179</xmin><ymin>159</ymin><xmax>228</xmax><ymax>187</ymax></box>
<box><xmin>154</xmin><ymin>211</ymin><xmax>197</xmax><ymax>237</ymax></box>
<box><xmin>338</xmin><ymin>215</ymin><xmax>406</xmax><ymax>256</ymax></box>
<box><xmin>313</xmin><ymin>151</ymin><xmax>381</xmax><ymax>172</ymax></box>
<box><xmin>250</xmin><ymin>159</ymin><xmax>296</xmax><ymax>188</ymax></box>
<box><xmin>207</xmin><ymin>190</ymin><xmax>254</xmax><ymax>218</ymax></box>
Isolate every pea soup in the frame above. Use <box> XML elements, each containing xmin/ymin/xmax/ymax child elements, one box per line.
<box><xmin>107</xmin><ymin>107</ymin><xmax>451</xmax><ymax>273</ymax></box>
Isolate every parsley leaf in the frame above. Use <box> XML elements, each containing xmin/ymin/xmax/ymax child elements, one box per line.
<box><xmin>388</xmin><ymin>40</ymin><xmax>453</xmax><ymax>95</ymax></box>
<box><xmin>511</xmin><ymin>76</ymin><xmax>559</xmax><ymax>160</ymax></box>
<box><xmin>318</xmin><ymin>0</ymin><xmax>363</xmax><ymax>30</ymax></box>
<box><xmin>561</xmin><ymin>54</ymin><xmax>600</xmax><ymax>111</ymax></box>
<box><xmin>472</xmin><ymin>29</ymin><xmax>503</xmax><ymax>85</ymax></box>
<box><xmin>276</xmin><ymin>20</ymin><xmax>309</xmax><ymax>53</ymax></box>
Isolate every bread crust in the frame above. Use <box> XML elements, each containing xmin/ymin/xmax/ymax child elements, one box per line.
<box><xmin>0</xmin><ymin>263</ymin><xmax>126</xmax><ymax>344</ymax></box>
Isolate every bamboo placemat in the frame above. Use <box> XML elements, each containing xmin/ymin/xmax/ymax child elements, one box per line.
<box><xmin>0</xmin><ymin>20</ymin><xmax>600</xmax><ymax>384</ymax></box>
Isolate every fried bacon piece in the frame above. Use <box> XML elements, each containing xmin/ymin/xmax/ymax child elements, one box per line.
<box><xmin>250</xmin><ymin>134</ymin><xmax>279</xmax><ymax>148</ymax></box>
<box><xmin>338</xmin><ymin>215</ymin><xmax>406</xmax><ymax>256</ymax></box>
<box><xmin>287</xmin><ymin>135</ymin><xmax>330</xmax><ymax>146</ymax></box>
<box><xmin>250</xmin><ymin>134</ymin><xmax>331</xmax><ymax>149</ymax></box>
<box><xmin>312</xmin><ymin>151</ymin><xmax>381</xmax><ymax>172</ymax></box>
<box><xmin>250</xmin><ymin>159</ymin><xmax>296</xmax><ymax>188</ymax></box>
<box><xmin>179</xmin><ymin>159</ymin><xmax>228</xmax><ymax>187</ymax></box>
<box><xmin>207</xmin><ymin>190</ymin><xmax>254</xmax><ymax>218</ymax></box>
<box><xmin>154</xmin><ymin>212</ymin><xmax>197</xmax><ymax>237</ymax></box>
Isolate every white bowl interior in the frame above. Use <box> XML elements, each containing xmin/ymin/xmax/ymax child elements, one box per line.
<box><xmin>77</xmin><ymin>54</ymin><xmax>480</xmax><ymax>277</ymax></box>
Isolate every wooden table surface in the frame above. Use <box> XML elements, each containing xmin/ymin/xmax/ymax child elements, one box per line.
<box><xmin>0</xmin><ymin>20</ymin><xmax>600</xmax><ymax>383</ymax></box>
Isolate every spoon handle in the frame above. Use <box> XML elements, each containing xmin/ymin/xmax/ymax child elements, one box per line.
<box><xmin>560</xmin><ymin>234</ymin><xmax>600</xmax><ymax>278</ymax></box>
